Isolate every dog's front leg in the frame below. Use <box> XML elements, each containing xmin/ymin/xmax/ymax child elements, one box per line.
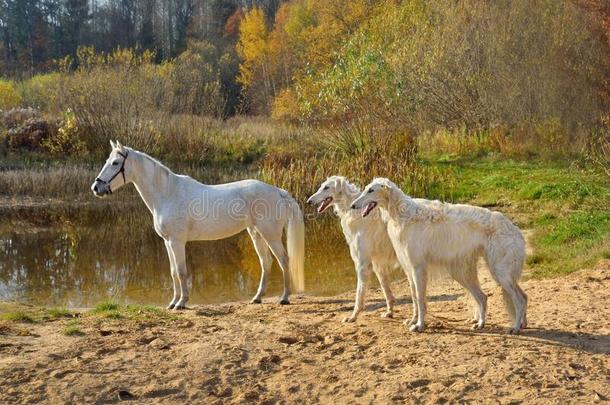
<box><xmin>408</xmin><ymin>266</ymin><xmax>427</xmax><ymax>332</ymax></box>
<box><xmin>343</xmin><ymin>262</ymin><xmax>370</xmax><ymax>323</ymax></box>
<box><xmin>402</xmin><ymin>268</ymin><xmax>418</xmax><ymax>327</ymax></box>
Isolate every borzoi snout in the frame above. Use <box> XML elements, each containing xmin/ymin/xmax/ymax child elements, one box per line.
<box><xmin>352</xmin><ymin>178</ymin><xmax>528</xmax><ymax>334</ymax></box>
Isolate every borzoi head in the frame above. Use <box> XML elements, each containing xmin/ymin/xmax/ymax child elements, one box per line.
<box><xmin>307</xmin><ymin>176</ymin><xmax>359</xmax><ymax>213</ymax></box>
<box><xmin>91</xmin><ymin>140</ymin><xmax>130</xmax><ymax>197</ymax></box>
<box><xmin>351</xmin><ymin>178</ymin><xmax>397</xmax><ymax>217</ymax></box>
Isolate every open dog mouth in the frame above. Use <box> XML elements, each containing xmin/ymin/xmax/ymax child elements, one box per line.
<box><xmin>317</xmin><ymin>197</ymin><xmax>333</xmax><ymax>213</ymax></box>
<box><xmin>362</xmin><ymin>201</ymin><xmax>378</xmax><ymax>217</ymax></box>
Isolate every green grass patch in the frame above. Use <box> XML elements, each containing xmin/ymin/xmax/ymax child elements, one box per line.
<box><xmin>87</xmin><ymin>302</ymin><xmax>180</xmax><ymax>324</ymax></box>
<box><xmin>1</xmin><ymin>311</ymin><xmax>35</xmax><ymax>323</ymax></box>
<box><xmin>103</xmin><ymin>311</ymin><xmax>123</xmax><ymax>320</ymax></box>
<box><xmin>93</xmin><ymin>301</ymin><xmax>120</xmax><ymax>313</ymax></box>
<box><xmin>47</xmin><ymin>307</ymin><xmax>72</xmax><ymax>319</ymax></box>
<box><xmin>63</xmin><ymin>320</ymin><xmax>84</xmax><ymax>336</ymax></box>
<box><xmin>531</xmin><ymin>211</ymin><xmax>610</xmax><ymax>277</ymax></box>
<box><xmin>424</xmin><ymin>157</ymin><xmax>610</xmax><ymax>277</ymax></box>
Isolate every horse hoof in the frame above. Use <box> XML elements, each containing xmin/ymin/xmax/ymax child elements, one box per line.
<box><xmin>278</xmin><ymin>299</ymin><xmax>290</xmax><ymax>305</ymax></box>
<box><xmin>173</xmin><ymin>305</ymin><xmax>187</xmax><ymax>311</ymax></box>
<box><xmin>472</xmin><ymin>323</ymin><xmax>484</xmax><ymax>330</ymax></box>
<box><xmin>250</xmin><ymin>298</ymin><xmax>262</xmax><ymax>304</ymax></box>
<box><xmin>409</xmin><ymin>324</ymin><xmax>424</xmax><ymax>333</ymax></box>
<box><xmin>342</xmin><ymin>316</ymin><xmax>356</xmax><ymax>323</ymax></box>
<box><xmin>167</xmin><ymin>304</ymin><xmax>175</xmax><ymax>310</ymax></box>
<box><xmin>509</xmin><ymin>327</ymin><xmax>520</xmax><ymax>335</ymax></box>
<box><xmin>381</xmin><ymin>311</ymin><xmax>394</xmax><ymax>319</ymax></box>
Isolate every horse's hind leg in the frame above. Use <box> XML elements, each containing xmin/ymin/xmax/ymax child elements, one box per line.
<box><xmin>168</xmin><ymin>239</ymin><xmax>189</xmax><ymax>310</ymax></box>
<box><xmin>247</xmin><ymin>227</ymin><xmax>273</xmax><ymax>304</ymax></box>
<box><xmin>265</xmin><ymin>239</ymin><xmax>291</xmax><ymax>304</ymax></box>
<box><xmin>254</xmin><ymin>223</ymin><xmax>292</xmax><ymax>305</ymax></box>
<box><xmin>164</xmin><ymin>240</ymin><xmax>179</xmax><ymax>310</ymax></box>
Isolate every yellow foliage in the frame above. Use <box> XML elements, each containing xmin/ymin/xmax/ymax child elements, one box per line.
<box><xmin>271</xmin><ymin>88</ymin><xmax>301</xmax><ymax>120</ymax></box>
<box><xmin>0</xmin><ymin>79</ymin><xmax>22</xmax><ymax>110</ymax></box>
<box><xmin>236</xmin><ymin>7</ymin><xmax>269</xmax><ymax>87</ymax></box>
<box><xmin>19</xmin><ymin>73</ymin><xmax>62</xmax><ymax>111</ymax></box>
<box><xmin>42</xmin><ymin>109</ymin><xmax>86</xmax><ymax>156</ymax></box>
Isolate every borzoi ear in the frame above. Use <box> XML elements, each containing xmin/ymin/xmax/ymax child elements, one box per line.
<box><xmin>334</xmin><ymin>176</ymin><xmax>346</xmax><ymax>192</ymax></box>
<box><xmin>375</xmin><ymin>178</ymin><xmax>394</xmax><ymax>194</ymax></box>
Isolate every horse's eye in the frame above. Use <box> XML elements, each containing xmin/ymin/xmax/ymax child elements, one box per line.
<box><xmin>368</xmin><ymin>188</ymin><xmax>374</xmax><ymax>193</ymax></box>
<box><xmin>323</xmin><ymin>186</ymin><xmax>329</xmax><ymax>190</ymax></box>
<box><xmin>112</xmin><ymin>161</ymin><xmax>119</xmax><ymax>166</ymax></box>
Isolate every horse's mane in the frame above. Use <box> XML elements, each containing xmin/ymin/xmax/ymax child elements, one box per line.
<box><xmin>130</xmin><ymin>148</ymin><xmax>174</xmax><ymax>177</ymax></box>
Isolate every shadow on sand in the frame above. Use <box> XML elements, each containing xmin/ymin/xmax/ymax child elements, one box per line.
<box><xmin>433</xmin><ymin>324</ymin><xmax>610</xmax><ymax>355</ymax></box>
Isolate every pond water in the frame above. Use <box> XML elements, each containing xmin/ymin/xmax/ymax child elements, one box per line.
<box><xmin>0</xmin><ymin>201</ymin><xmax>366</xmax><ymax>308</ymax></box>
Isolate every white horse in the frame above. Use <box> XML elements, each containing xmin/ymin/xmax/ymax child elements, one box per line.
<box><xmin>307</xmin><ymin>176</ymin><xmax>400</xmax><ymax>322</ymax></box>
<box><xmin>352</xmin><ymin>178</ymin><xmax>527</xmax><ymax>333</ymax></box>
<box><xmin>92</xmin><ymin>141</ymin><xmax>305</xmax><ymax>308</ymax></box>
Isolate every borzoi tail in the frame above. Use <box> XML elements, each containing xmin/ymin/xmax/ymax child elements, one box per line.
<box><xmin>285</xmin><ymin>196</ymin><xmax>305</xmax><ymax>293</ymax></box>
<box><xmin>485</xmin><ymin>213</ymin><xmax>528</xmax><ymax>330</ymax></box>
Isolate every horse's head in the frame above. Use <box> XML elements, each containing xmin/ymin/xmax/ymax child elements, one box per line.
<box><xmin>91</xmin><ymin>140</ymin><xmax>130</xmax><ymax>197</ymax></box>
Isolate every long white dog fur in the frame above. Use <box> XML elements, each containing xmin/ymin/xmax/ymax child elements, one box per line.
<box><xmin>307</xmin><ymin>176</ymin><xmax>400</xmax><ymax>322</ymax></box>
<box><xmin>352</xmin><ymin>178</ymin><xmax>527</xmax><ymax>333</ymax></box>
<box><xmin>92</xmin><ymin>141</ymin><xmax>305</xmax><ymax>308</ymax></box>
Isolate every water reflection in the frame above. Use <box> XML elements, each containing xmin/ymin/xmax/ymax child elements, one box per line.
<box><xmin>0</xmin><ymin>203</ymin><xmax>358</xmax><ymax>307</ymax></box>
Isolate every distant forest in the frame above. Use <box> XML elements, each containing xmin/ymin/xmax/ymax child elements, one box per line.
<box><xmin>0</xmin><ymin>1</ymin><xmax>280</xmax><ymax>114</ymax></box>
<box><xmin>0</xmin><ymin>1</ymin><xmax>281</xmax><ymax>69</ymax></box>
<box><xmin>1</xmin><ymin>0</ymin><xmax>608</xmax><ymax>124</ymax></box>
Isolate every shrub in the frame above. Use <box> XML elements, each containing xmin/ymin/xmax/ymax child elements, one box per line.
<box><xmin>289</xmin><ymin>0</ymin><xmax>608</xmax><ymax>133</ymax></box>
<box><xmin>0</xmin><ymin>79</ymin><xmax>22</xmax><ymax>110</ymax></box>
<box><xmin>41</xmin><ymin>109</ymin><xmax>87</xmax><ymax>156</ymax></box>
<box><xmin>18</xmin><ymin>73</ymin><xmax>62</xmax><ymax>111</ymax></box>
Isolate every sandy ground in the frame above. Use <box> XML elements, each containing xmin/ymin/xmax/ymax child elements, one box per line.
<box><xmin>1</xmin><ymin>261</ymin><xmax>609</xmax><ymax>404</ymax></box>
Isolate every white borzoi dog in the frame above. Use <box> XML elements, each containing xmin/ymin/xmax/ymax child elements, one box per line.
<box><xmin>307</xmin><ymin>176</ymin><xmax>400</xmax><ymax>322</ymax></box>
<box><xmin>351</xmin><ymin>178</ymin><xmax>527</xmax><ymax>333</ymax></box>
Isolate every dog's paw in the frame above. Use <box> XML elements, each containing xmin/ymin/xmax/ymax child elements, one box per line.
<box><xmin>409</xmin><ymin>323</ymin><xmax>425</xmax><ymax>333</ymax></box>
<box><xmin>381</xmin><ymin>311</ymin><xmax>394</xmax><ymax>319</ymax></box>
<box><xmin>342</xmin><ymin>316</ymin><xmax>356</xmax><ymax>323</ymax></box>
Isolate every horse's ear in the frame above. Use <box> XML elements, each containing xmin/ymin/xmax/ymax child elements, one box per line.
<box><xmin>109</xmin><ymin>140</ymin><xmax>116</xmax><ymax>149</ymax></box>
<box><xmin>116</xmin><ymin>140</ymin><xmax>124</xmax><ymax>152</ymax></box>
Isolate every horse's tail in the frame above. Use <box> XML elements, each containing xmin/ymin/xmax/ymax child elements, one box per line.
<box><xmin>285</xmin><ymin>195</ymin><xmax>305</xmax><ymax>293</ymax></box>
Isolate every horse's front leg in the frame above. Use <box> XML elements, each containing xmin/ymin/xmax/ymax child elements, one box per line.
<box><xmin>168</xmin><ymin>239</ymin><xmax>189</xmax><ymax>310</ymax></box>
<box><xmin>164</xmin><ymin>240</ymin><xmax>179</xmax><ymax>310</ymax></box>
